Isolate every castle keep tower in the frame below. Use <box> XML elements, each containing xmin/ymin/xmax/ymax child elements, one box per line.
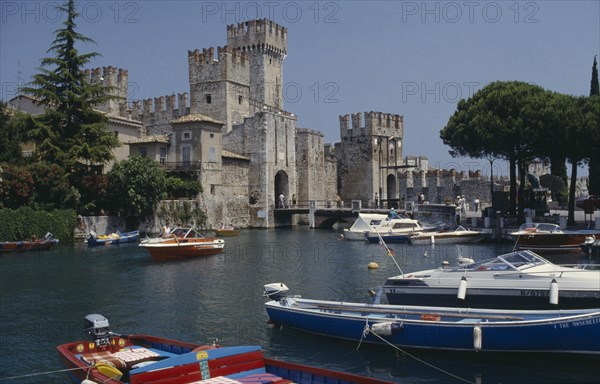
<box><xmin>227</xmin><ymin>19</ymin><xmax>287</xmax><ymax>110</ymax></box>
<box><xmin>337</xmin><ymin>112</ymin><xmax>404</xmax><ymax>207</ymax></box>
<box><xmin>85</xmin><ymin>66</ymin><xmax>128</xmax><ymax>115</ymax></box>
<box><xmin>188</xmin><ymin>46</ymin><xmax>250</xmax><ymax>133</ymax></box>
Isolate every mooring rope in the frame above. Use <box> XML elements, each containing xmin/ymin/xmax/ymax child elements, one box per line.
<box><xmin>358</xmin><ymin>318</ymin><xmax>474</xmax><ymax>384</ymax></box>
<box><xmin>0</xmin><ymin>366</ymin><xmax>87</xmax><ymax>381</ymax></box>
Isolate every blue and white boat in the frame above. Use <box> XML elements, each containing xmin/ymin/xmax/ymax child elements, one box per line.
<box><xmin>263</xmin><ymin>283</ymin><xmax>600</xmax><ymax>355</ymax></box>
<box><xmin>86</xmin><ymin>230</ymin><xmax>140</xmax><ymax>246</ymax></box>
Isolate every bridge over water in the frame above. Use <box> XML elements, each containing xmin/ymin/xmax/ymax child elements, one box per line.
<box><xmin>273</xmin><ymin>200</ymin><xmax>394</xmax><ymax>228</ymax></box>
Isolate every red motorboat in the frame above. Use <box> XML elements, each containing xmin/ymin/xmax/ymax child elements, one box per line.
<box><xmin>57</xmin><ymin>314</ymin><xmax>393</xmax><ymax>384</ymax></box>
<box><xmin>139</xmin><ymin>228</ymin><xmax>225</xmax><ymax>260</ymax></box>
<box><xmin>0</xmin><ymin>232</ymin><xmax>59</xmax><ymax>252</ymax></box>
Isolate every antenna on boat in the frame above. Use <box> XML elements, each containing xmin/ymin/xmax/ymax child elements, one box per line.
<box><xmin>376</xmin><ymin>230</ymin><xmax>403</xmax><ymax>274</ymax></box>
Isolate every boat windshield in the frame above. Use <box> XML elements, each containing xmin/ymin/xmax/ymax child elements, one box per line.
<box><xmin>517</xmin><ymin>222</ymin><xmax>562</xmax><ymax>233</ymax></box>
<box><xmin>170</xmin><ymin>228</ymin><xmax>204</xmax><ymax>238</ymax></box>
<box><xmin>452</xmin><ymin>250</ymin><xmax>548</xmax><ymax>272</ymax></box>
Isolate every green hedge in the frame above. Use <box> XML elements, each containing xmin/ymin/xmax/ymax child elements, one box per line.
<box><xmin>0</xmin><ymin>207</ymin><xmax>77</xmax><ymax>243</ymax></box>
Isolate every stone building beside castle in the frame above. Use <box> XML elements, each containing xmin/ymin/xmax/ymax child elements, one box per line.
<box><xmin>9</xmin><ymin>18</ymin><xmax>499</xmax><ymax>228</ymax></box>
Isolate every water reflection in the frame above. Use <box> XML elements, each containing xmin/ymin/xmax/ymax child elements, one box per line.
<box><xmin>0</xmin><ymin>228</ymin><xmax>598</xmax><ymax>383</ymax></box>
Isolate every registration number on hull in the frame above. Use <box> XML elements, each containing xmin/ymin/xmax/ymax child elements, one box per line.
<box><xmin>520</xmin><ymin>290</ymin><xmax>549</xmax><ymax>297</ymax></box>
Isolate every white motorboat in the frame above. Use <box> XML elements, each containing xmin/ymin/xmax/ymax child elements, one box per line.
<box><xmin>365</xmin><ymin>217</ymin><xmax>434</xmax><ymax>243</ymax></box>
<box><xmin>341</xmin><ymin>213</ymin><xmax>388</xmax><ymax>240</ymax></box>
<box><xmin>383</xmin><ymin>250</ymin><xmax>600</xmax><ymax>309</ymax></box>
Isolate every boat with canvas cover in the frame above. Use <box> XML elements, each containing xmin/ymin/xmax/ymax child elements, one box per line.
<box><xmin>383</xmin><ymin>250</ymin><xmax>600</xmax><ymax>309</ymax></box>
<box><xmin>365</xmin><ymin>217</ymin><xmax>434</xmax><ymax>243</ymax></box>
<box><xmin>342</xmin><ymin>213</ymin><xmax>388</xmax><ymax>240</ymax></box>
<box><xmin>139</xmin><ymin>228</ymin><xmax>224</xmax><ymax>260</ymax></box>
<box><xmin>86</xmin><ymin>230</ymin><xmax>139</xmax><ymax>246</ymax></box>
<box><xmin>263</xmin><ymin>284</ymin><xmax>600</xmax><ymax>355</ymax></box>
<box><xmin>56</xmin><ymin>314</ymin><xmax>393</xmax><ymax>384</ymax></box>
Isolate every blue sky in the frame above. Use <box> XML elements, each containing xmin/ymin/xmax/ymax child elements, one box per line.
<box><xmin>2</xmin><ymin>1</ymin><xmax>599</xmax><ymax>178</ymax></box>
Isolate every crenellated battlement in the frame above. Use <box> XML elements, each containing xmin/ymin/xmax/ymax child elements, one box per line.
<box><xmin>188</xmin><ymin>46</ymin><xmax>249</xmax><ymax>67</ymax></box>
<box><xmin>84</xmin><ymin>66</ymin><xmax>128</xmax><ymax>89</ymax></box>
<box><xmin>130</xmin><ymin>93</ymin><xmax>189</xmax><ymax>134</ymax></box>
<box><xmin>188</xmin><ymin>46</ymin><xmax>250</xmax><ymax>88</ymax></box>
<box><xmin>84</xmin><ymin>66</ymin><xmax>129</xmax><ymax>114</ymax></box>
<box><xmin>227</xmin><ymin>19</ymin><xmax>287</xmax><ymax>59</ymax></box>
<box><xmin>339</xmin><ymin>111</ymin><xmax>404</xmax><ymax>139</ymax></box>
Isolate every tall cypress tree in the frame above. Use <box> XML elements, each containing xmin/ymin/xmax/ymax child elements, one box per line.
<box><xmin>591</xmin><ymin>56</ymin><xmax>599</xmax><ymax>96</ymax></box>
<box><xmin>588</xmin><ymin>56</ymin><xmax>600</xmax><ymax>195</ymax></box>
<box><xmin>21</xmin><ymin>0</ymin><xmax>119</xmax><ymax>172</ymax></box>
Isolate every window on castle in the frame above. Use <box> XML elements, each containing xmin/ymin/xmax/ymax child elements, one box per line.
<box><xmin>138</xmin><ymin>147</ymin><xmax>147</xmax><ymax>157</ymax></box>
<box><xmin>238</xmin><ymin>95</ymin><xmax>243</xmax><ymax>104</ymax></box>
<box><xmin>183</xmin><ymin>131</ymin><xmax>191</xmax><ymax>140</ymax></box>
<box><xmin>159</xmin><ymin>147</ymin><xmax>167</xmax><ymax>165</ymax></box>
<box><xmin>209</xmin><ymin>147</ymin><xmax>215</xmax><ymax>162</ymax></box>
<box><xmin>206</xmin><ymin>94</ymin><xmax>212</xmax><ymax>104</ymax></box>
<box><xmin>210</xmin><ymin>185</ymin><xmax>215</xmax><ymax>195</ymax></box>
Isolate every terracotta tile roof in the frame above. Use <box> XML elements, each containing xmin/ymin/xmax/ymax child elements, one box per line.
<box><xmin>172</xmin><ymin>114</ymin><xmax>224</xmax><ymax>125</ymax></box>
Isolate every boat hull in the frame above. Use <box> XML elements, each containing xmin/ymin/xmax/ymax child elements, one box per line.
<box><xmin>214</xmin><ymin>229</ymin><xmax>240</xmax><ymax>237</ymax></box>
<box><xmin>512</xmin><ymin>232</ymin><xmax>599</xmax><ymax>253</ymax></box>
<box><xmin>0</xmin><ymin>239</ymin><xmax>59</xmax><ymax>252</ymax></box>
<box><xmin>57</xmin><ymin>334</ymin><xmax>393</xmax><ymax>384</ymax></box>
<box><xmin>139</xmin><ymin>238</ymin><xmax>225</xmax><ymax>260</ymax></box>
<box><xmin>409</xmin><ymin>232</ymin><xmax>486</xmax><ymax>245</ymax></box>
<box><xmin>383</xmin><ymin>285</ymin><xmax>600</xmax><ymax>310</ymax></box>
<box><xmin>86</xmin><ymin>231</ymin><xmax>139</xmax><ymax>246</ymax></box>
<box><xmin>366</xmin><ymin>233</ymin><xmax>412</xmax><ymax>243</ymax></box>
<box><xmin>265</xmin><ymin>299</ymin><xmax>600</xmax><ymax>354</ymax></box>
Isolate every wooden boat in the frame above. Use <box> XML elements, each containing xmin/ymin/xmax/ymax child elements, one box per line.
<box><xmin>86</xmin><ymin>230</ymin><xmax>139</xmax><ymax>246</ymax></box>
<box><xmin>510</xmin><ymin>222</ymin><xmax>600</xmax><ymax>253</ymax></box>
<box><xmin>57</xmin><ymin>314</ymin><xmax>393</xmax><ymax>384</ymax></box>
<box><xmin>264</xmin><ymin>284</ymin><xmax>600</xmax><ymax>355</ymax></box>
<box><xmin>383</xmin><ymin>250</ymin><xmax>600</xmax><ymax>309</ymax></box>
<box><xmin>0</xmin><ymin>232</ymin><xmax>59</xmax><ymax>252</ymax></box>
<box><xmin>409</xmin><ymin>226</ymin><xmax>487</xmax><ymax>245</ymax></box>
<box><xmin>139</xmin><ymin>228</ymin><xmax>225</xmax><ymax>260</ymax></box>
<box><xmin>214</xmin><ymin>226</ymin><xmax>240</xmax><ymax>237</ymax></box>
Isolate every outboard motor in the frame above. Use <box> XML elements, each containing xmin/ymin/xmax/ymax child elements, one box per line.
<box><xmin>263</xmin><ymin>283</ymin><xmax>289</xmax><ymax>301</ymax></box>
<box><xmin>84</xmin><ymin>314</ymin><xmax>111</xmax><ymax>347</ymax></box>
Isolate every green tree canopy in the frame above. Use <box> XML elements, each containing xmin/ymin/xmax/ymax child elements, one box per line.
<box><xmin>0</xmin><ymin>102</ymin><xmax>24</xmax><ymax>163</ymax></box>
<box><xmin>107</xmin><ymin>155</ymin><xmax>168</xmax><ymax>219</ymax></box>
<box><xmin>440</xmin><ymin>81</ymin><xmax>548</xmax><ymax>215</ymax></box>
<box><xmin>588</xmin><ymin>56</ymin><xmax>600</xmax><ymax>195</ymax></box>
<box><xmin>20</xmin><ymin>0</ymin><xmax>119</xmax><ymax>172</ymax></box>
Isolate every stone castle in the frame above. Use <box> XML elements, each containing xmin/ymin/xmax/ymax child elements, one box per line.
<box><xmin>61</xmin><ymin>19</ymin><xmax>497</xmax><ymax>228</ymax></box>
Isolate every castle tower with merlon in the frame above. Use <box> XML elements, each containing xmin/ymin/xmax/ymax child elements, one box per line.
<box><xmin>188</xmin><ymin>46</ymin><xmax>250</xmax><ymax>133</ymax></box>
<box><xmin>227</xmin><ymin>19</ymin><xmax>287</xmax><ymax>110</ymax></box>
<box><xmin>84</xmin><ymin>66</ymin><xmax>129</xmax><ymax>115</ymax></box>
<box><xmin>337</xmin><ymin>111</ymin><xmax>405</xmax><ymax>204</ymax></box>
<box><xmin>339</xmin><ymin>111</ymin><xmax>404</xmax><ymax>139</ymax></box>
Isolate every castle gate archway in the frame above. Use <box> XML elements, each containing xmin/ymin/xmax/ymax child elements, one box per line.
<box><xmin>274</xmin><ymin>170</ymin><xmax>289</xmax><ymax>208</ymax></box>
<box><xmin>387</xmin><ymin>174</ymin><xmax>397</xmax><ymax>208</ymax></box>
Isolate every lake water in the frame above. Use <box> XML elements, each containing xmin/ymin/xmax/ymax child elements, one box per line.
<box><xmin>0</xmin><ymin>228</ymin><xmax>598</xmax><ymax>383</ymax></box>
